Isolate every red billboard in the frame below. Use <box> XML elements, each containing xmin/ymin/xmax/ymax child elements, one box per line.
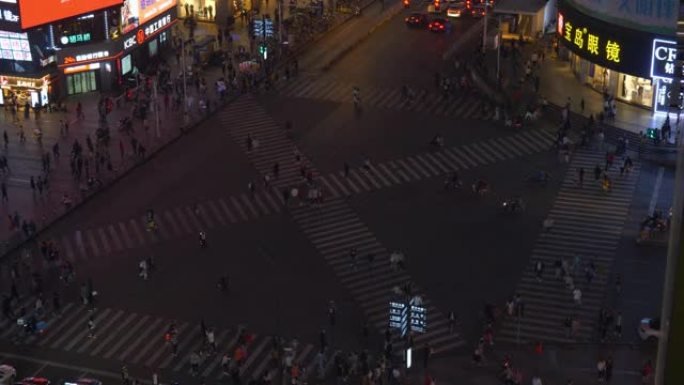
<box><xmin>121</xmin><ymin>0</ymin><xmax>177</xmax><ymax>34</ymax></box>
<box><xmin>19</xmin><ymin>0</ymin><xmax>124</xmax><ymax>29</ymax></box>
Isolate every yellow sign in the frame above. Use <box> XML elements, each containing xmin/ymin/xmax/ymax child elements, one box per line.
<box><xmin>560</xmin><ymin>13</ymin><xmax>622</xmax><ymax>64</ymax></box>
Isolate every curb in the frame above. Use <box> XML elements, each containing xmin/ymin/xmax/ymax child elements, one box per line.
<box><xmin>0</xmin><ymin>95</ymin><xmax>239</xmax><ymax>260</ymax></box>
<box><xmin>321</xmin><ymin>2</ymin><xmax>403</xmax><ymax>71</ymax></box>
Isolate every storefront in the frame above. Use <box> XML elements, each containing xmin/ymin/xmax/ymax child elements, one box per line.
<box><xmin>556</xmin><ymin>0</ymin><xmax>672</xmax><ymax>112</ymax></box>
<box><xmin>179</xmin><ymin>0</ymin><xmax>217</xmax><ymax>20</ymax></box>
<box><xmin>56</xmin><ymin>5</ymin><xmax>177</xmax><ymax>95</ymax></box>
<box><xmin>0</xmin><ymin>74</ymin><xmax>52</xmax><ymax>106</ymax></box>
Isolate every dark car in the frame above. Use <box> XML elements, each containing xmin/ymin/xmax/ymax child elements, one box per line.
<box><xmin>405</xmin><ymin>13</ymin><xmax>428</xmax><ymax>27</ymax></box>
<box><xmin>428</xmin><ymin>17</ymin><xmax>452</xmax><ymax>32</ymax></box>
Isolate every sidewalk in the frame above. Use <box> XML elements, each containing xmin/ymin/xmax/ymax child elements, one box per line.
<box><xmin>0</xmin><ymin>21</ymin><xmax>239</xmax><ymax>254</ymax></box>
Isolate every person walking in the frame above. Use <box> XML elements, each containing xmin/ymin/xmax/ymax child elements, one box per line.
<box><xmin>594</xmin><ymin>165</ymin><xmax>602</xmax><ymax>181</ymax></box>
<box><xmin>572</xmin><ymin>287</ymin><xmax>582</xmax><ymax>306</ymax></box>
<box><xmin>88</xmin><ymin>314</ymin><xmax>96</xmax><ymax>338</ymax></box>
<box><xmin>448</xmin><ymin>311</ymin><xmax>456</xmax><ymax>334</ymax></box>
<box><xmin>578</xmin><ymin>167</ymin><xmax>584</xmax><ymax>187</ymax></box>
<box><xmin>349</xmin><ymin>247</ymin><xmax>357</xmax><ymax>270</ymax></box>
<box><xmin>597</xmin><ymin>358</ymin><xmax>606</xmax><ymax>382</ymax></box>
<box><xmin>319</xmin><ymin>329</ymin><xmax>327</xmax><ymax>352</ymax></box>
<box><xmin>605</xmin><ymin>357</ymin><xmax>613</xmax><ymax>382</ymax></box>
<box><xmin>1</xmin><ymin>182</ymin><xmax>8</xmax><ymax>202</ymax></box>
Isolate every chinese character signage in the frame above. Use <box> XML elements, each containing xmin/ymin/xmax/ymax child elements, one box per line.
<box><xmin>558</xmin><ymin>0</ymin><xmax>671</xmax><ymax>78</ymax></box>
<box><xmin>651</xmin><ymin>39</ymin><xmax>683</xmax><ymax>80</ymax></box>
<box><xmin>18</xmin><ymin>0</ymin><xmax>124</xmax><ymax>29</ymax></box>
<box><xmin>0</xmin><ymin>1</ymin><xmax>19</xmax><ymax>31</ymax></box>
<box><xmin>389</xmin><ymin>300</ymin><xmax>428</xmax><ymax>337</ymax></box>
<box><xmin>389</xmin><ymin>301</ymin><xmax>408</xmax><ymax>337</ymax></box>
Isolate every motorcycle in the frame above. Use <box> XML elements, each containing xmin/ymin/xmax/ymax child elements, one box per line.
<box><xmin>500</xmin><ymin>198</ymin><xmax>525</xmax><ymax>214</ymax></box>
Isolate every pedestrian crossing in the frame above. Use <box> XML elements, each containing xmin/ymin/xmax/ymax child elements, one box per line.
<box><xmin>278</xmin><ymin>77</ymin><xmax>494</xmax><ymax>119</ymax></box>
<box><xmin>0</xmin><ymin>301</ymin><xmax>334</xmax><ymax>382</ymax></box>
<box><xmin>498</xmin><ymin>149</ymin><xmax>641</xmax><ymax>344</ymax></box>
<box><xmin>220</xmin><ymin>95</ymin><xmax>556</xmax><ymax>196</ymax></box>
<box><xmin>290</xmin><ymin>199</ymin><xmax>465</xmax><ymax>354</ymax></box>
<box><xmin>49</xmin><ymin>191</ymin><xmax>286</xmax><ymax>262</ymax></box>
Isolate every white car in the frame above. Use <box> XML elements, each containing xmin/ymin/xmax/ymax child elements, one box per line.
<box><xmin>446</xmin><ymin>4</ymin><xmax>466</xmax><ymax>17</ymax></box>
<box><xmin>638</xmin><ymin>318</ymin><xmax>662</xmax><ymax>340</ymax></box>
<box><xmin>0</xmin><ymin>365</ymin><xmax>16</xmax><ymax>385</ymax></box>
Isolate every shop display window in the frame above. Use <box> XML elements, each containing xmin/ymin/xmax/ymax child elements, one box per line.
<box><xmin>617</xmin><ymin>74</ymin><xmax>653</xmax><ymax>108</ymax></box>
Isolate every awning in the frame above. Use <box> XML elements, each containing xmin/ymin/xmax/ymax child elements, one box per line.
<box><xmin>493</xmin><ymin>0</ymin><xmax>547</xmax><ymax>15</ymax></box>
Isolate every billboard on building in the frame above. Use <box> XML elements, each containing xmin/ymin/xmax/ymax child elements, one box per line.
<box><xmin>121</xmin><ymin>0</ymin><xmax>176</xmax><ymax>34</ymax></box>
<box><xmin>18</xmin><ymin>0</ymin><xmax>124</xmax><ymax>29</ymax></box>
<box><xmin>563</xmin><ymin>0</ymin><xmax>678</xmax><ymax>35</ymax></box>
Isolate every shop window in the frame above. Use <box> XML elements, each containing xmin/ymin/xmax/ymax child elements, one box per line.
<box><xmin>617</xmin><ymin>74</ymin><xmax>653</xmax><ymax>108</ymax></box>
<box><xmin>67</xmin><ymin>71</ymin><xmax>97</xmax><ymax>95</ymax></box>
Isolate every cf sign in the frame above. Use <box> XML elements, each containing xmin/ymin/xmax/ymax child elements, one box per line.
<box><xmin>651</xmin><ymin>39</ymin><xmax>680</xmax><ymax>80</ymax></box>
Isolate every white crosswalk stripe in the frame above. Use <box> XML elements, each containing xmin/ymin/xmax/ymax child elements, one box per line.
<box><xmin>1</xmin><ymin>302</ymin><xmax>332</xmax><ymax>381</ymax></box>
<box><xmin>498</xmin><ymin>149</ymin><xmax>641</xmax><ymax>344</ymax></box>
<box><xmin>278</xmin><ymin>77</ymin><xmax>494</xmax><ymax>119</ymax></box>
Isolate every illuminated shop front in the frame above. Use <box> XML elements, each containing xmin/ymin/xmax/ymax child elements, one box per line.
<box><xmin>178</xmin><ymin>0</ymin><xmax>217</xmax><ymax>20</ymax></box>
<box><xmin>56</xmin><ymin>3</ymin><xmax>177</xmax><ymax>95</ymax></box>
<box><xmin>0</xmin><ymin>74</ymin><xmax>51</xmax><ymax>107</ymax></box>
<box><xmin>556</xmin><ymin>0</ymin><xmax>673</xmax><ymax>111</ymax></box>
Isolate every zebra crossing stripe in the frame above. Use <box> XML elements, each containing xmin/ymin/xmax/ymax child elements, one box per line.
<box><xmin>143</xmin><ymin>322</ymin><xmax>189</xmax><ymax>366</ymax></box>
<box><xmin>240</xmin><ymin>195</ymin><xmax>261</xmax><ymax>218</ymax></box>
<box><xmin>218</xmin><ymin>199</ymin><xmax>238</xmax><ymax>223</ymax></box>
<box><xmin>406</xmin><ymin>157</ymin><xmax>431</xmax><ymax>177</ymax></box>
<box><xmin>461</xmin><ymin>145</ymin><xmax>488</xmax><ymax>165</ymax></box>
<box><xmin>208</xmin><ymin>329</ymin><xmax>242</xmax><ymax>377</ymax></box>
<box><xmin>350</xmin><ymin>170</ymin><xmax>372</xmax><ymax>191</ymax></box>
<box><xmin>230</xmin><ymin>196</ymin><xmax>249</xmax><ymax>220</ymax></box>
<box><xmin>184</xmin><ymin>206</ymin><xmax>204</xmax><ymax>230</ymax></box>
<box><xmin>314</xmin><ymin>81</ymin><xmax>342</xmax><ymax>100</ymax></box>
<box><xmin>519</xmin><ymin>132</ymin><xmax>548</xmax><ymax>151</ymax></box>
<box><xmin>239</xmin><ymin>337</ymin><xmax>271</xmax><ymax>375</ymax></box>
<box><xmin>431</xmin><ymin>152</ymin><xmax>457</xmax><ymax>171</ymax></box>
<box><xmin>442</xmin><ymin>148</ymin><xmax>468</xmax><ymax>169</ymax></box>
<box><xmin>160</xmin><ymin>211</ymin><xmax>180</xmax><ymax>236</ymax></box>
<box><xmin>364</xmin><ymin>87</ymin><xmax>385</xmax><ymax>105</ymax></box>
<box><xmin>330</xmin><ymin>174</ymin><xmax>351</xmax><ymax>195</ymax></box>
<box><xmin>414</xmin><ymin>155</ymin><xmax>440</xmax><ymax>175</ymax></box>
<box><xmin>117</xmin><ymin>222</ymin><xmax>134</xmax><ymax>249</ymax></box>
<box><xmin>319</xmin><ymin>176</ymin><xmax>340</xmax><ymax>198</ymax></box>
<box><xmin>61</xmin><ymin>235</ymin><xmax>76</xmax><ymax>261</ymax></box>
<box><xmin>63</xmin><ymin>308</ymin><xmax>113</xmax><ymax>351</ymax></box>
<box><xmin>469</xmin><ymin>143</ymin><xmax>496</xmax><ymax>163</ymax></box>
<box><xmin>90</xmin><ymin>313</ymin><xmax>138</xmax><ymax>355</ymax></box>
<box><xmin>118</xmin><ymin>317</ymin><xmax>164</xmax><ymax>361</ymax></box>
<box><xmin>263</xmin><ymin>191</ymin><xmax>282</xmax><ymax>211</ymax></box>
<box><xmin>479</xmin><ymin>141</ymin><xmax>508</xmax><ymax>160</ymax></box>
<box><xmin>172</xmin><ymin>328</ymin><xmax>207</xmax><ymax>372</ymax></box>
<box><xmin>75</xmin><ymin>230</ymin><xmax>87</xmax><ymax>259</ymax></box>
<box><xmin>462</xmin><ymin>100</ymin><xmax>483</xmax><ymax>118</ymax></box>
<box><xmin>305</xmin><ymin>80</ymin><xmax>332</xmax><ymax>99</ymax></box>
<box><xmin>108</xmin><ymin>225</ymin><xmax>123</xmax><ymax>252</ymax></box>
<box><xmin>342</xmin><ymin>173</ymin><xmax>361</xmax><ymax>193</ymax></box>
<box><xmin>173</xmin><ymin>208</ymin><xmax>194</xmax><ymax>234</ymax></box>
<box><xmin>197</xmin><ymin>329</ymin><xmax>230</xmax><ymax>376</ymax></box>
<box><xmin>86</xmin><ymin>230</ymin><xmax>101</xmax><ymax>257</ymax></box>
<box><xmin>198</xmin><ymin>203</ymin><xmax>216</xmax><ymax>228</ymax></box>
<box><xmin>362</xmin><ymin>170</ymin><xmax>383</xmax><ymax>189</ymax></box>
<box><xmin>395</xmin><ymin>159</ymin><xmax>420</xmax><ymax>180</ymax></box>
<box><xmin>294</xmin><ymin>81</ymin><xmax>319</xmax><ymax>98</ymax></box>
<box><xmin>163</xmin><ymin>324</ymin><xmax>201</xmax><ymax>369</ymax></box>
<box><xmin>505</xmin><ymin>134</ymin><xmax>535</xmax><ymax>154</ymax></box>
<box><xmin>493</xmin><ymin>137</ymin><xmax>523</xmax><ymax>157</ymax></box>
<box><xmin>127</xmin><ymin>219</ymin><xmax>145</xmax><ymax>246</ymax></box>
<box><xmin>424</xmin><ymin>153</ymin><xmax>451</xmax><ymax>173</ymax></box>
<box><xmin>49</xmin><ymin>308</ymin><xmax>91</xmax><ymax>349</ymax></box>
<box><xmin>206</xmin><ymin>201</ymin><xmax>226</xmax><ymax>226</ymax></box>
<box><xmin>378</xmin><ymin>163</ymin><xmax>401</xmax><ymax>184</ymax></box>
<box><xmin>104</xmin><ymin>315</ymin><xmax>151</xmax><ymax>358</ymax></box>
<box><xmin>75</xmin><ymin>309</ymin><xmax>123</xmax><ymax>353</ymax></box>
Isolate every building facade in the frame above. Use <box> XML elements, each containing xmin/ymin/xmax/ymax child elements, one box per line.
<box><xmin>0</xmin><ymin>0</ymin><xmax>178</xmax><ymax>105</ymax></box>
<box><xmin>556</xmin><ymin>0</ymin><xmax>679</xmax><ymax>113</ymax></box>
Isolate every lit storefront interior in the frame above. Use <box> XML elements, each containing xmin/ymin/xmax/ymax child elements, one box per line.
<box><xmin>567</xmin><ymin>52</ymin><xmax>653</xmax><ymax>108</ymax></box>
<box><xmin>179</xmin><ymin>0</ymin><xmax>217</xmax><ymax>20</ymax></box>
<box><xmin>0</xmin><ymin>74</ymin><xmax>51</xmax><ymax>107</ymax></box>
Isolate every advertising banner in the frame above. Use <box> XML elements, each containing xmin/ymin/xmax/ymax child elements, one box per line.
<box><xmin>558</xmin><ymin>0</ymin><xmax>665</xmax><ymax>78</ymax></box>
<box><xmin>18</xmin><ymin>0</ymin><xmax>124</xmax><ymax>29</ymax></box>
<box><xmin>121</xmin><ymin>0</ymin><xmax>177</xmax><ymax>34</ymax></box>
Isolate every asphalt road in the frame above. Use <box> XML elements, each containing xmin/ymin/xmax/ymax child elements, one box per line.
<box><xmin>0</xmin><ymin>2</ymin><xmax>674</xmax><ymax>384</ymax></box>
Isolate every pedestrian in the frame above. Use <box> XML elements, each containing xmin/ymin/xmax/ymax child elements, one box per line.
<box><xmin>532</xmin><ymin>376</ymin><xmax>543</xmax><ymax>385</ymax></box>
<box><xmin>76</xmin><ymin>102</ymin><xmax>84</xmax><ymax>119</ymax></box>
<box><xmin>606</xmin><ymin>357</ymin><xmax>613</xmax><ymax>382</ymax></box>
<box><xmin>328</xmin><ymin>300</ymin><xmax>336</xmax><ymax>327</ymax></box>
<box><xmin>615</xmin><ymin>312</ymin><xmax>622</xmax><ymax>338</ymax></box>
<box><xmin>206</xmin><ymin>328</ymin><xmax>217</xmax><ymax>352</ymax></box>
<box><xmin>578</xmin><ymin>167</ymin><xmax>584</xmax><ymax>186</ymax></box>
<box><xmin>367</xmin><ymin>252</ymin><xmax>375</xmax><ymax>270</ymax></box>
<box><xmin>121</xmin><ymin>365</ymin><xmax>130</xmax><ymax>385</ymax></box>
<box><xmin>615</xmin><ymin>274</ymin><xmax>622</xmax><ymax>294</ymax></box>
<box><xmin>3</xmin><ymin>130</ymin><xmax>8</xmax><ymax>148</ymax></box>
<box><xmin>422</xmin><ymin>343</ymin><xmax>433</xmax><ymax>369</ymax></box>
<box><xmin>88</xmin><ymin>314</ymin><xmax>96</xmax><ymax>338</ymax></box>
<box><xmin>534</xmin><ymin>260</ymin><xmax>544</xmax><ymax>282</ymax></box>
<box><xmin>597</xmin><ymin>358</ymin><xmax>606</xmax><ymax>381</ymax></box>
<box><xmin>573</xmin><ymin>287</ymin><xmax>582</xmax><ymax>305</ymax></box>
<box><xmin>1</xmin><ymin>182</ymin><xmax>8</xmax><ymax>202</ymax></box>
<box><xmin>594</xmin><ymin>165</ymin><xmax>602</xmax><ymax>181</ymax></box>
<box><xmin>605</xmin><ymin>152</ymin><xmax>614</xmax><ymax>170</ymax></box>
<box><xmin>319</xmin><ymin>329</ymin><xmax>327</xmax><ymax>352</ymax></box>
<box><xmin>448</xmin><ymin>310</ymin><xmax>455</xmax><ymax>334</ymax></box>
<box><xmin>218</xmin><ymin>275</ymin><xmax>229</xmax><ymax>292</ymax></box>
<box><xmin>273</xmin><ymin>162</ymin><xmax>279</xmax><ymax>179</ymax></box>
<box><xmin>52</xmin><ymin>291</ymin><xmax>61</xmax><ymax>316</ymax></box>
<box><xmin>349</xmin><ymin>247</ymin><xmax>357</xmax><ymax>270</ymax></box>
<box><xmin>580</xmin><ymin>98</ymin><xmax>585</xmax><ymax>114</ymax></box>
<box><xmin>641</xmin><ymin>360</ymin><xmax>653</xmax><ymax>383</ymax></box>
